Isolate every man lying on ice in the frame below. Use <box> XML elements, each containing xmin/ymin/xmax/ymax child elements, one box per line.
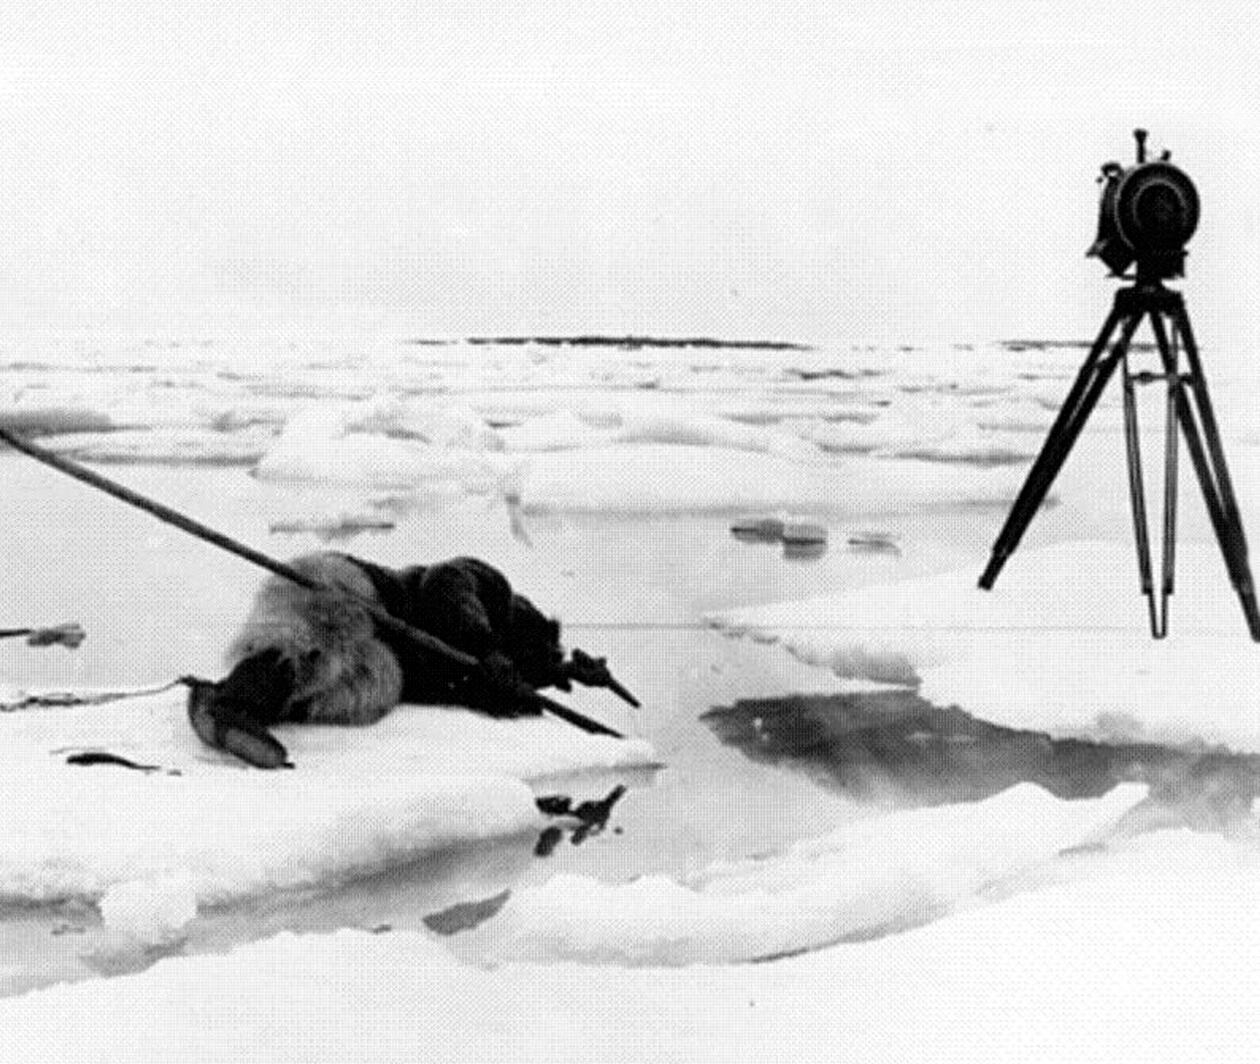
<box><xmin>189</xmin><ymin>552</ymin><xmax>628</xmax><ymax>768</ymax></box>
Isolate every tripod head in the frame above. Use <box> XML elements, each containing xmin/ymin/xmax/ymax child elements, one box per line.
<box><xmin>1087</xmin><ymin>129</ymin><xmax>1199</xmax><ymax>282</ymax></box>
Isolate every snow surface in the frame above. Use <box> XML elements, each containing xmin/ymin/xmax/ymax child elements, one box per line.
<box><xmin>6</xmin><ymin>335</ymin><xmax>1260</xmax><ymax>1060</ymax></box>
<box><xmin>3</xmin><ymin>338</ymin><xmax>1096</xmax><ymax>517</ymax></box>
<box><xmin>518</xmin><ymin>445</ymin><xmax>1033</xmax><ymax>515</ymax></box>
<box><xmin>464</xmin><ymin>783</ymin><xmax>1146</xmax><ymax>965</ymax></box>
<box><xmin>709</xmin><ymin>539</ymin><xmax>1260</xmax><ymax>751</ymax></box>
<box><xmin>4</xmin><ymin>817</ymin><xmax>1257</xmax><ymax>1064</ymax></box>
<box><xmin>0</xmin><ymin>688</ymin><xmax>656</xmax><ymax>915</ymax></box>
<box><xmin>43</xmin><ymin>427</ymin><xmax>271</xmax><ymax>466</ymax></box>
<box><xmin>251</xmin><ymin>400</ymin><xmax>1035</xmax><ymax>514</ymax></box>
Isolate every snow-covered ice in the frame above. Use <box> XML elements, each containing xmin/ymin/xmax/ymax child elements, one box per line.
<box><xmin>5</xmin><ymin>333</ymin><xmax>1260</xmax><ymax>1061</ymax></box>
<box><xmin>0</xmin><ymin>687</ymin><xmax>656</xmax><ymax>911</ymax></box>
<box><xmin>97</xmin><ymin>877</ymin><xmax>199</xmax><ymax>946</ymax></box>
<box><xmin>4</xmin><ymin>820</ymin><xmax>1257</xmax><ymax>1064</ymax></box>
<box><xmin>708</xmin><ymin>539</ymin><xmax>1260</xmax><ymax>751</ymax></box>
<box><xmin>463</xmin><ymin>782</ymin><xmax>1147</xmax><ymax>966</ymax></box>
<box><xmin>515</xmin><ymin>444</ymin><xmax>1036</xmax><ymax>515</ymax></box>
<box><xmin>4</xmin><ymin>337</ymin><xmax>1094</xmax><ymax>514</ymax></box>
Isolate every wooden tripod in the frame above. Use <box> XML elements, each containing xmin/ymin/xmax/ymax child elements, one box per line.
<box><xmin>979</xmin><ymin>280</ymin><xmax>1260</xmax><ymax>640</ymax></box>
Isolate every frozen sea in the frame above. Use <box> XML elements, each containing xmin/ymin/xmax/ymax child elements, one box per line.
<box><xmin>3</xmin><ymin>331</ymin><xmax>1260</xmax><ymax>1060</ymax></box>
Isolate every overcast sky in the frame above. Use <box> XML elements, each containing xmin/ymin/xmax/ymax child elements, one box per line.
<box><xmin>1</xmin><ymin>2</ymin><xmax>1257</xmax><ymax>354</ymax></box>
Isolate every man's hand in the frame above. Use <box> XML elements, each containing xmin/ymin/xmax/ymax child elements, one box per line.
<box><xmin>470</xmin><ymin>652</ymin><xmax>544</xmax><ymax>718</ymax></box>
<box><xmin>562</xmin><ymin>649</ymin><xmax>640</xmax><ymax>708</ymax></box>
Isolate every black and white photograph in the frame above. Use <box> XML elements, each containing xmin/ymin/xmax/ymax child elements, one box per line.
<box><xmin>2</xmin><ymin>3</ymin><xmax>1259</xmax><ymax>1061</ymax></box>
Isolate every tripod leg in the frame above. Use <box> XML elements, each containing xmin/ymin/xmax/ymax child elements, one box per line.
<box><xmin>1120</xmin><ymin>349</ymin><xmax>1162</xmax><ymax>636</ymax></box>
<box><xmin>1164</xmin><ymin>304</ymin><xmax>1260</xmax><ymax>640</ymax></box>
<box><xmin>1148</xmin><ymin>304</ymin><xmax>1259</xmax><ymax>638</ymax></box>
<box><xmin>979</xmin><ymin>303</ymin><xmax>1137</xmax><ymax>589</ymax></box>
<box><xmin>1148</xmin><ymin>313</ymin><xmax>1228</xmax><ymax>543</ymax></box>
<box><xmin>1161</xmin><ymin>333</ymin><xmax>1180</xmax><ymax>622</ymax></box>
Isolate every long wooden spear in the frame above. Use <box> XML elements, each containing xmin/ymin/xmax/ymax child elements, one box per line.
<box><xmin>0</xmin><ymin>425</ymin><xmax>622</xmax><ymax>738</ymax></box>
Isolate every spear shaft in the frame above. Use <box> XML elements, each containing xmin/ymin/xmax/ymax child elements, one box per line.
<box><xmin>0</xmin><ymin>426</ymin><xmax>622</xmax><ymax>738</ymax></box>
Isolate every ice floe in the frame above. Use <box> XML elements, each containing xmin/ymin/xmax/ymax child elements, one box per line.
<box><xmin>4</xmin><ymin>821</ymin><xmax>1257</xmax><ymax>1064</ymax></box>
<box><xmin>514</xmin><ymin>445</ymin><xmax>1032</xmax><ymax>515</ymax></box>
<box><xmin>467</xmin><ymin>782</ymin><xmax>1146</xmax><ymax>965</ymax></box>
<box><xmin>709</xmin><ymin>539</ymin><xmax>1260</xmax><ymax>750</ymax></box>
<box><xmin>42</xmin><ymin>428</ymin><xmax>272</xmax><ymax>466</ymax></box>
<box><xmin>0</xmin><ymin>687</ymin><xmax>656</xmax><ymax>911</ymax></box>
<box><xmin>2</xmin><ymin>338</ymin><xmax>1107</xmax><ymax>502</ymax></box>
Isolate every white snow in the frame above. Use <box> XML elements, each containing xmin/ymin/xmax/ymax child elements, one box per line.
<box><xmin>97</xmin><ymin>877</ymin><xmax>199</xmax><ymax>945</ymax></box>
<box><xmin>497</xmin><ymin>409</ymin><xmax>615</xmax><ymax>452</ymax></box>
<box><xmin>0</xmin><ymin>688</ymin><xmax>656</xmax><ymax>910</ymax></box>
<box><xmin>4</xmin><ymin>334</ymin><xmax>1260</xmax><ymax>1060</ymax></box>
<box><xmin>614</xmin><ymin>410</ymin><xmax>826</xmax><ymax>463</ymax></box>
<box><xmin>238</xmin><ymin>389</ymin><xmax>1039</xmax><ymax>514</ymax></box>
<box><xmin>4</xmin><ymin>821</ymin><xmax>1257</xmax><ymax>1064</ymax></box>
<box><xmin>42</xmin><ymin>427</ymin><xmax>271</xmax><ymax>466</ymax></box>
<box><xmin>515</xmin><ymin>444</ymin><xmax>1032</xmax><ymax>515</ymax></box>
<box><xmin>255</xmin><ymin>431</ymin><xmax>508</xmax><ymax>491</ymax></box>
<box><xmin>4</xmin><ymin>338</ymin><xmax>1086</xmax><ymax>513</ymax></box>
<box><xmin>466</xmin><ymin>783</ymin><xmax>1147</xmax><ymax>965</ymax></box>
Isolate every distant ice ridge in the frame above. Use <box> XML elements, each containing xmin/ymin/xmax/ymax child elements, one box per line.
<box><xmin>708</xmin><ymin>540</ymin><xmax>1260</xmax><ymax>751</ymax></box>
<box><xmin>234</xmin><ymin>386</ymin><xmax>1042</xmax><ymax>514</ymax></box>
<box><xmin>1</xmin><ymin>335</ymin><xmax>1112</xmax><ymax>487</ymax></box>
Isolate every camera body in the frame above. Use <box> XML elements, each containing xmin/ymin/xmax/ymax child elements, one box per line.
<box><xmin>1087</xmin><ymin>129</ymin><xmax>1199</xmax><ymax>281</ymax></box>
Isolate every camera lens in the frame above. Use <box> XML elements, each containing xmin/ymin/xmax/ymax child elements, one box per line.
<box><xmin>1133</xmin><ymin>184</ymin><xmax>1182</xmax><ymax>247</ymax></box>
<box><xmin>1116</xmin><ymin>162</ymin><xmax>1199</xmax><ymax>257</ymax></box>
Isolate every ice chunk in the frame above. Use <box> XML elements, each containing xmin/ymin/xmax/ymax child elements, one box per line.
<box><xmin>0</xmin><ymin>403</ymin><xmax>115</xmax><ymax>436</ymax></box>
<box><xmin>805</xmin><ymin>406</ymin><xmax>959</xmax><ymax>454</ymax></box>
<box><xmin>5</xmin><ymin>828</ymin><xmax>1259</xmax><ymax>1064</ymax></box>
<box><xmin>466</xmin><ymin>783</ymin><xmax>1146</xmax><ymax>965</ymax></box>
<box><xmin>41</xmin><ymin>428</ymin><xmax>270</xmax><ymax>466</ymax></box>
<box><xmin>98</xmin><ymin>877</ymin><xmax>198</xmax><ymax>945</ymax></box>
<box><xmin>252</xmin><ymin>397</ymin><xmax>512</xmax><ymax>489</ymax></box>
<box><xmin>254</xmin><ymin>433</ymin><xmax>506</xmax><ymax>489</ymax></box>
<box><xmin>876</xmin><ymin>426</ymin><xmax>1040</xmax><ymax>465</ymax></box>
<box><xmin>616</xmin><ymin>411</ymin><xmax>826</xmax><ymax>463</ymax></box>
<box><xmin>377</xmin><ymin>400</ymin><xmax>505</xmax><ymax>451</ymax></box>
<box><xmin>518</xmin><ymin>445</ymin><xmax>1033</xmax><ymax>515</ymax></box>
<box><xmin>498</xmin><ymin>410</ymin><xmax>614</xmax><ymax>452</ymax></box>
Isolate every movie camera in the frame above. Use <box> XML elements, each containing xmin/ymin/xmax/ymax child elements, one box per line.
<box><xmin>1087</xmin><ymin>129</ymin><xmax>1200</xmax><ymax>281</ymax></box>
<box><xmin>980</xmin><ymin>130</ymin><xmax>1260</xmax><ymax>640</ymax></box>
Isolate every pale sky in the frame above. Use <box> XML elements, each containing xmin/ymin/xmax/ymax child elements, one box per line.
<box><xmin>1</xmin><ymin>1</ymin><xmax>1257</xmax><ymax>354</ymax></box>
